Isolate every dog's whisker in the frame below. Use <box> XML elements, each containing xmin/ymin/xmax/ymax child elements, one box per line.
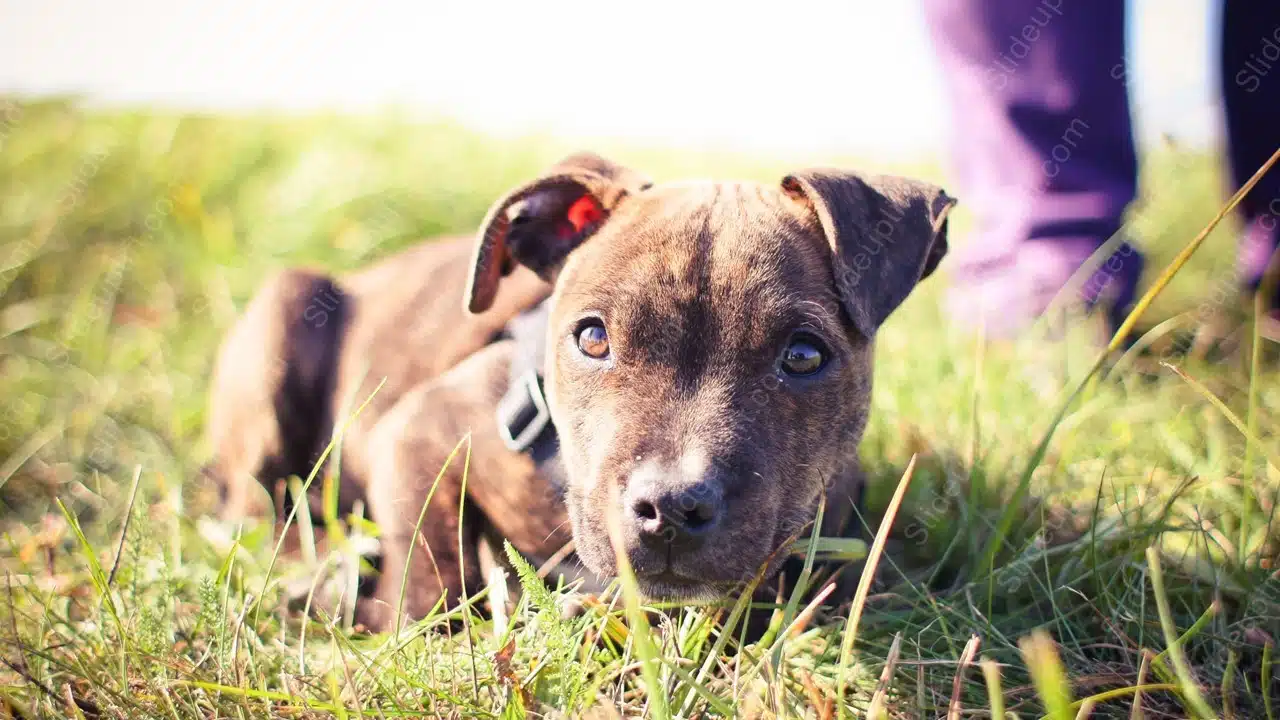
<box><xmin>542</xmin><ymin>520</ymin><xmax>572</xmax><ymax>545</ymax></box>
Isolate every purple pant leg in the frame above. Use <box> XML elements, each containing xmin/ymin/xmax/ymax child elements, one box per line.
<box><xmin>921</xmin><ymin>0</ymin><xmax>1144</xmax><ymax>335</ymax></box>
<box><xmin>1222</xmin><ymin>1</ymin><xmax>1280</xmax><ymax>300</ymax></box>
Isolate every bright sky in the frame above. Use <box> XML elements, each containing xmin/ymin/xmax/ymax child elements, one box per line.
<box><xmin>0</xmin><ymin>0</ymin><xmax>1217</xmax><ymax>160</ymax></box>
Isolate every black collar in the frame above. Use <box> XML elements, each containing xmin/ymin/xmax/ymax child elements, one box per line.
<box><xmin>495</xmin><ymin>300</ymin><xmax>568</xmax><ymax>489</ymax></box>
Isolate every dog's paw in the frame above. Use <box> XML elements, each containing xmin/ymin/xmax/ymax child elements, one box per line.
<box><xmin>556</xmin><ymin>593</ymin><xmax>588</xmax><ymax>622</ymax></box>
<box><xmin>281</xmin><ymin>534</ymin><xmax>382</xmax><ymax>623</ymax></box>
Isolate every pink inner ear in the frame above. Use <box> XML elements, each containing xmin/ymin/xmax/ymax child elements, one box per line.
<box><xmin>566</xmin><ymin>194</ymin><xmax>603</xmax><ymax>233</ymax></box>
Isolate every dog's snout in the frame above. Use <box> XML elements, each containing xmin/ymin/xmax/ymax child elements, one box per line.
<box><xmin>625</xmin><ymin>463</ymin><xmax>724</xmax><ymax>548</ymax></box>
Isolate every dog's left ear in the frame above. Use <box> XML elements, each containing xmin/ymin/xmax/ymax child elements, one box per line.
<box><xmin>465</xmin><ymin>152</ymin><xmax>651</xmax><ymax>314</ymax></box>
<box><xmin>781</xmin><ymin>170</ymin><xmax>956</xmax><ymax>339</ymax></box>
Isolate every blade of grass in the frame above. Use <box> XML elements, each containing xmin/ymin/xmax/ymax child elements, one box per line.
<box><xmin>603</xmin><ymin>481</ymin><xmax>670</xmax><ymax>720</ymax></box>
<box><xmin>982</xmin><ymin>657</ymin><xmax>1005</xmax><ymax>720</ymax></box>
<box><xmin>778</xmin><ymin>581</ymin><xmax>836</xmax><ymax>642</ymax></box>
<box><xmin>341</xmin><ymin>499</ymin><xmax>368</xmax><ymax>632</ymax></box>
<box><xmin>1263</xmin><ymin>640</ymin><xmax>1274</xmax><ymax>720</ymax></box>
<box><xmin>1130</xmin><ymin>650</ymin><xmax>1151</xmax><ymax>720</ymax></box>
<box><xmin>1019</xmin><ymin>629</ymin><xmax>1073</xmax><ymax>720</ymax></box>
<box><xmin>655</xmin><ymin>656</ymin><xmax>734</xmax><ymax>717</ymax></box>
<box><xmin>948</xmin><ymin>635</ymin><xmax>980</xmax><ymax>720</ymax></box>
<box><xmin>1105</xmin><ymin>147</ymin><xmax>1279</xmax><ymax>355</ymax></box>
<box><xmin>55</xmin><ymin>498</ymin><xmax>119</xmax><ymax>625</ymax></box>
<box><xmin>837</xmin><ymin>454</ymin><xmax>917</xmax><ymax>719</ymax></box>
<box><xmin>1059</xmin><ymin>684</ymin><xmax>1181</xmax><ymax>720</ymax></box>
<box><xmin>1148</xmin><ymin>599</ymin><xmax>1219</xmax><ymax>671</ymax></box>
<box><xmin>866</xmin><ymin>632</ymin><xmax>901</xmax><ymax>720</ymax></box>
<box><xmin>1145</xmin><ymin>547</ymin><xmax>1216</xmax><ymax>718</ymax></box>
<box><xmin>106</xmin><ymin>464</ymin><xmax>143</xmax><ymax>587</ymax></box>
<box><xmin>1223</xmin><ymin>647</ymin><xmax>1238</xmax><ymax>720</ymax></box>
<box><xmin>455</xmin><ymin>434</ymin><xmax>481</xmax><ymax>704</ymax></box>
<box><xmin>287</xmin><ymin>476</ymin><xmax>318</xmax><ymax>568</ymax></box>
<box><xmin>788</xmin><ymin>537</ymin><xmax>868</xmax><ymax>562</ymax></box>
<box><xmin>769</xmin><ymin>493</ymin><xmax>827</xmax><ymax>678</ymax></box>
<box><xmin>326</xmin><ymin>664</ymin><xmax>349</xmax><ymax>720</ymax></box>
<box><xmin>58</xmin><ymin>493</ymin><xmax>131</xmax><ymax>690</ymax></box>
<box><xmin>1108</xmin><ymin>312</ymin><xmax>1193</xmax><ymax>376</ymax></box>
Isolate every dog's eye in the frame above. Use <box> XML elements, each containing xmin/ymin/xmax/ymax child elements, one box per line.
<box><xmin>576</xmin><ymin>322</ymin><xmax>610</xmax><ymax>360</ymax></box>
<box><xmin>779</xmin><ymin>335</ymin><xmax>826</xmax><ymax>377</ymax></box>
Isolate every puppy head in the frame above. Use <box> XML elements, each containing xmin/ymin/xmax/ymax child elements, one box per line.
<box><xmin>468</xmin><ymin>153</ymin><xmax>955</xmax><ymax>599</ymax></box>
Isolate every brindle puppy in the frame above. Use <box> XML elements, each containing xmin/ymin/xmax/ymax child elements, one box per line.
<box><xmin>204</xmin><ymin>152</ymin><xmax>955</xmax><ymax>631</ymax></box>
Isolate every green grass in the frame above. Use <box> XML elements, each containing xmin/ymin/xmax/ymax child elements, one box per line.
<box><xmin>0</xmin><ymin>97</ymin><xmax>1277</xmax><ymax>718</ymax></box>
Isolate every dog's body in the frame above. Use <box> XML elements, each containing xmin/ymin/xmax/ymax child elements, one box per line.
<box><xmin>204</xmin><ymin>153</ymin><xmax>955</xmax><ymax>632</ymax></box>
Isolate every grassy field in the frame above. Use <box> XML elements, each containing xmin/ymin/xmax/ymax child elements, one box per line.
<box><xmin>0</xmin><ymin>97</ymin><xmax>1277</xmax><ymax>718</ymax></box>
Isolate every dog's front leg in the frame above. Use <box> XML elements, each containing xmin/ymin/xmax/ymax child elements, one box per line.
<box><xmin>355</xmin><ymin>340</ymin><xmax>524</xmax><ymax>631</ymax></box>
<box><xmin>359</xmin><ymin>387</ymin><xmax>481</xmax><ymax>632</ymax></box>
<box><xmin>356</xmin><ymin>340</ymin><xmax>577</xmax><ymax>632</ymax></box>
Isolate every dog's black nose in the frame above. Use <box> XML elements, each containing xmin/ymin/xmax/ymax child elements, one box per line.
<box><xmin>625</xmin><ymin>469</ymin><xmax>723</xmax><ymax>548</ymax></box>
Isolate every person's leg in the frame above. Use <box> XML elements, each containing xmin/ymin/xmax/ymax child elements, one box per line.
<box><xmin>921</xmin><ymin>0</ymin><xmax>1144</xmax><ymax>336</ymax></box>
<box><xmin>1221</xmin><ymin>1</ymin><xmax>1280</xmax><ymax>303</ymax></box>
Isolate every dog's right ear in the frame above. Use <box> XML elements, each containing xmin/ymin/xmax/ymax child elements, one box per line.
<box><xmin>781</xmin><ymin>169</ymin><xmax>956</xmax><ymax>339</ymax></box>
<box><xmin>465</xmin><ymin>152</ymin><xmax>651</xmax><ymax>314</ymax></box>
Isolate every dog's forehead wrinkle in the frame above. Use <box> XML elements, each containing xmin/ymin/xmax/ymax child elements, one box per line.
<box><xmin>613</xmin><ymin>197</ymin><xmax>835</xmax><ymax>357</ymax></box>
<box><xmin>598</xmin><ymin>185</ymin><xmax>824</xmax><ymax>308</ymax></box>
